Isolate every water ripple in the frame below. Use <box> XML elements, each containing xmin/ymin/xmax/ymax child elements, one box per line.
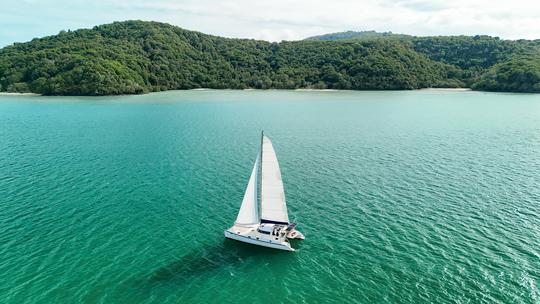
<box><xmin>0</xmin><ymin>91</ymin><xmax>539</xmax><ymax>303</ymax></box>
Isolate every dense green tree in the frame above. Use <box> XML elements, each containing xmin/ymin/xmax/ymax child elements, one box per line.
<box><xmin>472</xmin><ymin>55</ymin><xmax>540</xmax><ymax>92</ymax></box>
<box><xmin>306</xmin><ymin>30</ymin><xmax>540</xmax><ymax>92</ymax></box>
<box><xmin>0</xmin><ymin>21</ymin><xmax>538</xmax><ymax>95</ymax></box>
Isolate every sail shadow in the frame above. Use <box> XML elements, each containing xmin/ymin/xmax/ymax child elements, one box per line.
<box><xmin>148</xmin><ymin>239</ymin><xmax>286</xmax><ymax>284</ymax></box>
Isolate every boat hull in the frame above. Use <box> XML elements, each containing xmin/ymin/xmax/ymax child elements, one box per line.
<box><xmin>224</xmin><ymin>230</ymin><xmax>294</xmax><ymax>251</ymax></box>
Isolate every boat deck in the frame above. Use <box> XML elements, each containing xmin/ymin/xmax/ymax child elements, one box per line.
<box><xmin>225</xmin><ymin>224</ymin><xmax>294</xmax><ymax>251</ymax></box>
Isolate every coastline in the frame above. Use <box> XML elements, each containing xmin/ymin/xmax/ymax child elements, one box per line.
<box><xmin>0</xmin><ymin>92</ymin><xmax>41</xmax><ymax>96</ymax></box>
<box><xmin>0</xmin><ymin>87</ymin><xmax>490</xmax><ymax>98</ymax></box>
<box><xmin>418</xmin><ymin>88</ymin><xmax>472</xmax><ymax>92</ymax></box>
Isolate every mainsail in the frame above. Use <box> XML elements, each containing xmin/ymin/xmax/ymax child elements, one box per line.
<box><xmin>235</xmin><ymin>155</ymin><xmax>260</xmax><ymax>225</ymax></box>
<box><xmin>260</xmin><ymin>136</ymin><xmax>289</xmax><ymax>224</ymax></box>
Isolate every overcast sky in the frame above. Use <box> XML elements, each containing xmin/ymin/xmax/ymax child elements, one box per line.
<box><xmin>1</xmin><ymin>0</ymin><xmax>539</xmax><ymax>47</ymax></box>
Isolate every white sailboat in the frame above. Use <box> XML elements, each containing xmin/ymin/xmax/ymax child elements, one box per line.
<box><xmin>224</xmin><ymin>132</ymin><xmax>304</xmax><ymax>251</ymax></box>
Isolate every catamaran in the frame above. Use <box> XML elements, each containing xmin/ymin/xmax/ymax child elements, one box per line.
<box><xmin>224</xmin><ymin>133</ymin><xmax>304</xmax><ymax>251</ymax></box>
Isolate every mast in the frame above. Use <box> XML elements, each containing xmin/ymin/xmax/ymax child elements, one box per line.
<box><xmin>260</xmin><ymin>130</ymin><xmax>264</xmax><ymax>176</ymax></box>
<box><xmin>258</xmin><ymin>130</ymin><xmax>264</xmax><ymax>221</ymax></box>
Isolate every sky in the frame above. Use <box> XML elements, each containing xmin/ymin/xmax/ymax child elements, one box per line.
<box><xmin>1</xmin><ymin>0</ymin><xmax>540</xmax><ymax>47</ymax></box>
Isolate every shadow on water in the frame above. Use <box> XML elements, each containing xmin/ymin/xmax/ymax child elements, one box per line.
<box><xmin>148</xmin><ymin>239</ymin><xmax>294</xmax><ymax>285</ymax></box>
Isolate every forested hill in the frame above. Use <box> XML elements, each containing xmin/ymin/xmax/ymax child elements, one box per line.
<box><xmin>305</xmin><ymin>31</ymin><xmax>411</xmax><ymax>41</ymax></box>
<box><xmin>306</xmin><ymin>31</ymin><xmax>540</xmax><ymax>93</ymax></box>
<box><xmin>0</xmin><ymin>21</ymin><xmax>538</xmax><ymax>95</ymax></box>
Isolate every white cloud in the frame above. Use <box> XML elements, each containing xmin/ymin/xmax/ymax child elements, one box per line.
<box><xmin>142</xmin><ymin>0</ymin><xmax>540</xmax><ymax>40</ymax></box>
<box><xmin>1</xmin><ymin>0</ymin><xmax>539</xmax><ymax>46</ymax></box>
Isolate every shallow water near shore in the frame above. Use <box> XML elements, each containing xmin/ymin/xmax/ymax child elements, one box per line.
<box><xmin>1</xmin><ymin>90</ymin><xmax>539</xmax><ymax>303</ymax></box>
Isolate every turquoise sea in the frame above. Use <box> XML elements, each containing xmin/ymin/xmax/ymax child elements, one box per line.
<box><xmin>1</xmin><ymin>90</ymin><xmax>539</xmax><ymax>303</ymax></box>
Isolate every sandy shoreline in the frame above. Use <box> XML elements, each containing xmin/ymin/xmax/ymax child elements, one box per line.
<box><xmin>0</xmin><ymin>92</ymin><xmax>41</xmax><ymax>96</ymax></box>
<box><xmin>0</xmin><ymin>87</ymin><xmax>475</xmax><ymax>97</ymax></box>
<box><xmin>419</xmin><ymin>88</ymin><xmax>472</xmax><ymax>91</ymax></box>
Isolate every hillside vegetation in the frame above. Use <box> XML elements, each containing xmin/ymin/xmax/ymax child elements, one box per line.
<box><xmin>307</xmin><ymin>31</ymin><xmax>540</xmax><ymax>92</ymax></box>
<box><xmin>0</xmin><ymin>21</ymin><xmax>538</xmax><ymax>95</ymax></box>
